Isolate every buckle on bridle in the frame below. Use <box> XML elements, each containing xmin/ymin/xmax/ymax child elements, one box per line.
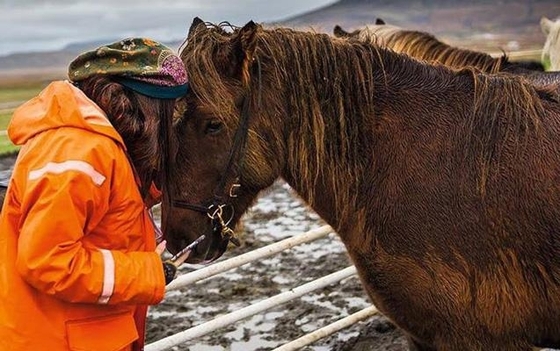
<box><xmin>229</xmin><ymin>183</ymin><xmax>241</xmax><ymax>197</ymax></box>
<box><xmin>206</xmin><ymin>204</ymin><xmax>240</xmax><ymax>246</ymax></box>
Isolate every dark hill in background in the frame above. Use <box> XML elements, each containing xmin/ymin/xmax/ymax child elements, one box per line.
<box><xmin>1</xmin><ymin>0</ymin><xmax>559</xmax><ymax>82</ymax></box>
<box><xmin>279</xmin><ymin>0</ymin><xmax>560</xmax><ymax>53</ymax></box>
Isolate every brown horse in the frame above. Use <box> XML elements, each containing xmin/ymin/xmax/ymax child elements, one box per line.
<box><xmin>165</xmin><ymin>18</ymin><xmax>560</xmax><ymax>350</ymax></box>
<box><xmin>332</xmin><ymin>20</ymin><xmax>560</xmax><ymax>90</ymax></box>
<box><xmin>332</xmin><ymin>20</ymin><xmax>544</xmax><ymax>73</ymax></box>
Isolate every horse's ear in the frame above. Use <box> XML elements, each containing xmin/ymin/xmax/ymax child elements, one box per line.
<box><xmin>333</xmin><ymin>25</ymin><xmax>350</xmax><ymax>38</ymax></box>
<box><xmin>234</xmin><ymin>20</ymin><xmax>259</xmax><ymax>60</ymax></box>
<box><xmin>375</xmin><ymin>18</ymin><xmax>386</xmax><ymax>25</ymax></box>
<box><xmin>188</xmin><ymin>17</ymin><xmax>206</xmax><ymax>40</ymax></box>
<box><xmin>541</xmin><ymin>17</ymin><xmax>553</xmax><ymax>35</ymax></box>
<box><xmin>178</xmin><ymin>17</ymin><xmax>207</xmax><ymax>60</ymax></box>
<box><xmin>229</xmin><ymin>20</ymin><xmax>260</xmax><ymax>86</ymax></box>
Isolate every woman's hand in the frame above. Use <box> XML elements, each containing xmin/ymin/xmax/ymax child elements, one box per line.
<box><xmin>155</xmin><ymin>240</ymin><xmax>190</xmax><ymax>266</ymax></box>
<box><xmin>156</xmin><ymin>240</ymin><xmax>191</xmax><ymax>285</ymax></box>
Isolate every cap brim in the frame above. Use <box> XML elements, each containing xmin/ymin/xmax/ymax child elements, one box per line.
<box><xmin>116</xmin><ymin>77</ymin><xmax>189</xmax><ymax>99</ymax></box>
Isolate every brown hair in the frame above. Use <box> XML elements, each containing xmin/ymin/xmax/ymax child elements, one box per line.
<box><xmin>77</xmin><ymin>77</ymin><xmax>177</xmax><ymax>201</ymax></box>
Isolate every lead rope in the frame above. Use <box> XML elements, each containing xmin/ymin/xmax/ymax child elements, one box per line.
<box><xmin>215</xmin><ymin>57</ymin><xmax>262</xmax><ymax>246</ymax></box>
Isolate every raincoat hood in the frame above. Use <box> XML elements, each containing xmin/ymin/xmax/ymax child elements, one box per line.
<box><xmin>8</xmin><ymin>81</ymin><xmax>124</xmax><ymax>147</ymax></box>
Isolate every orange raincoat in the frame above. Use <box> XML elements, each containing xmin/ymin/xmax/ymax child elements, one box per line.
<box><xmin>0</xmin><ymin>81</ymin><xmax>166</xmax><ymax>351</ymax></box>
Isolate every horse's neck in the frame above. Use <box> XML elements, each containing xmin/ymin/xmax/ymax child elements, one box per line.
<box><xmin>280</xmin><ymin>49</ymin><xmax>460</xmax><ymax>235</ymax></box>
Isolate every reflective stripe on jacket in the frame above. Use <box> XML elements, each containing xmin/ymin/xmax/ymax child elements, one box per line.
<box><xmin>0</xmin><ymin>81</ymin><xmax>165</xmax><ymax>351</ymax></box>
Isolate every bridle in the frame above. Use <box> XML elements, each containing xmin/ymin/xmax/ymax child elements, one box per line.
<box><xmin>171</xmin><ymin>86</ymin><xmax>256</xmax><ymax>247</ymax></box>
<box><xmin>171</xmin><ymin>52</ymin><xmax>262</xmax><ymax>247</ymax></box>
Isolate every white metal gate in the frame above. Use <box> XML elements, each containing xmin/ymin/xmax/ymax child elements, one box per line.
<box><xmin>145</xmin><ymin>225</ymin><xmax>378</xmax><ymax>351</ymax></box>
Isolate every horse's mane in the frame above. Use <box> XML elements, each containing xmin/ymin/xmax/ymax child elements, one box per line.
<box><xmin>355</xmin><ymin>24</ymin><xmax>508</xmax><ymax>73</ymax></box>
<box><xmin>181</xmin><ymin>23</ymin><xmax>547</xmax><ymax>203</ymax></box>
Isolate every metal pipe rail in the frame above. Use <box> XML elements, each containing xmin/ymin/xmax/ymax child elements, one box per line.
<box><xmin>167</xmin><ymin>225</ymin><xmax>333</xmax><ymax>290</ymax></box>
<box><xmin>145</xmin><ymin>266</ymin><xmax>358</xmax><ymax>351</ymax></box>
<box><xmin>272</xmin><ymin>306</ymin><xmax>379</xmax><ymax>351</ymax></box>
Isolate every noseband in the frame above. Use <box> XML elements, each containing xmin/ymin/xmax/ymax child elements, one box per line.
<box><xmin>171</xmin><ymin>93</ymin><xmax>253</xmax><ymax>247</ymax></box>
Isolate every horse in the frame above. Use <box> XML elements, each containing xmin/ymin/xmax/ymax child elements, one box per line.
<box><xmin>164</xmin><ymin>17</ymin><xmax>560</xmax><ymax>350</ymax></box>
<box><xmin>332</xmin><ymin>19</ymin><xmax>544</xmax><ymax>74</ymax></box>
<box><xmin>332</xmin><ymin>20</ymin><xmax>560</xmax><ymax>89</ymax></box>
<box><xmin>541</xmin><ymin>16</ymin><xmax>560</xmax><ymax>71</ymax></box>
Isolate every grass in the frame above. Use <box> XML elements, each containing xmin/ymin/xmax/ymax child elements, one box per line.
<box><xmin>0</xmin><ymin>74</ymin><xmax>58</xmax><ymax>105</ymax></box>
<box><xmin>0</xmin><ymin>139</ymin><xmax>16</xmax><ymax>156</ymax></box>
<box><xmin>0</xmin><ymin>110</ymin><xmax>12</xmax><ymax>127</ymax></box>
<box><xmin>0</xmin><ymin>109</ymin><xmax>17</xmax><ymax>155</ymax></box>
<box><xmin>0</xmin><ymin>80</ymin><xmax>47</xmax><ymax>156</ymax></box>
<box><xmin>0</xmin><ymin>85</ymin><xmax>41</xmax><ymax>104</ymax></box>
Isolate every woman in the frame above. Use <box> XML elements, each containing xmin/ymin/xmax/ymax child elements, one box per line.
<box><xmin>0</xmin><ymin>38</ymin><xmax>189</xmax><ymax>351</ymax></box>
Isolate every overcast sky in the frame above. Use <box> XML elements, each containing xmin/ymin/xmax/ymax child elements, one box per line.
<box><xmin>0</xmin><ymin>0</ymin><xmax>336</xmax><ymax>57</ymax></box>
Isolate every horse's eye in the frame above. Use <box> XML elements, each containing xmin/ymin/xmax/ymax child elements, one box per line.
<box><xmin>205</xmin><ymin>120</ymin><xmax>223</xmax><ymax>135</ymax></box>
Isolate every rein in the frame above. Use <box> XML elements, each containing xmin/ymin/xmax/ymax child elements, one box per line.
<box><xmin>172</xmin><ymin>59</ymin><xmax>261</xmax><ymax>246</ymax></box>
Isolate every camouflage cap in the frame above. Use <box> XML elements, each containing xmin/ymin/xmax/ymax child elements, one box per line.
<box><xmin>68</xmin><ymin>37</ymin><xmax>188</xmax><ymax>99</ymax></box>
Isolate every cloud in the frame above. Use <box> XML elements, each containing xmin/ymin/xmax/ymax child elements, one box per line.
<box><xmin>0</xmin><ymin>0</ymin><xmax>336</xmax><ymax>56</ymax></box>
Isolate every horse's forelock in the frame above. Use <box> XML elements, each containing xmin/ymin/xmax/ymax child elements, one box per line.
<box><xmin>179</xmin><ymin>24</ymin><xmax>241</xmax><ymax>122</ymax></box>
